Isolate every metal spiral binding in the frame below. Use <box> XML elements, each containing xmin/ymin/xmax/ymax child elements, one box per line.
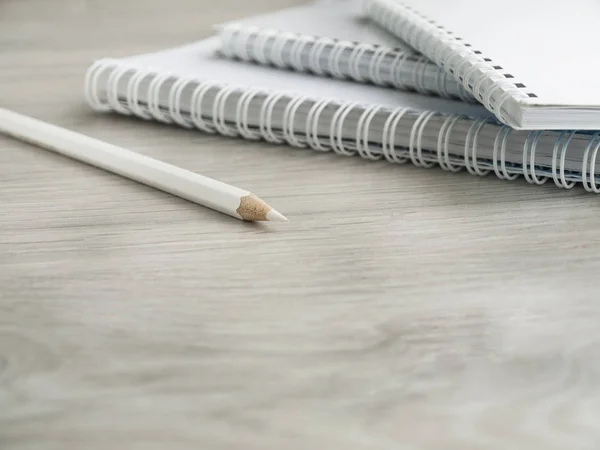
<box><xmin>83</xmin><ymin>59</ymin><xmax>600</xmax><ymax>191</ymax></box>
<box><xmin>364</xmin><ymin>0</ymin><xmax>532</xmax><ymax>126</ymax></box>
<box><xmin>218</xmin><ymin>24</ymin><xmax>474</xmax><ymax>102</ymax></box>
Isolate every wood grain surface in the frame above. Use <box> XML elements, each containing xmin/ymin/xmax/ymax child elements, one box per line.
<box><xmin>2</xmin><ymin>1</ymin><xmax>600</xmax><ymax>449</ymax></box>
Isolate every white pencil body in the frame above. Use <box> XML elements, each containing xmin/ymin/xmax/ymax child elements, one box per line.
<box><xmin>0</xmin><ymin>108</ymin><xmax>285</xmax><ymax>221</ymax></box>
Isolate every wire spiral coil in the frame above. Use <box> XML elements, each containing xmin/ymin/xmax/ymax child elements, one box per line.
<box><xmin>218</xmin><ymin>24</ymin><xmax>475</xmax><ymax>102</ymax></box>
<box><xmin>364</xmin><ymin>0</ymin><xmax>532</xmax><ymax>126</ymax></box>
<box><xmin>84</xmin><ymin>59</ymin><xmax>600</xmax><ymax>192</ymax></box>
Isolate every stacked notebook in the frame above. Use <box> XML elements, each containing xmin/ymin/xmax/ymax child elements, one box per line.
<box><xmin>83</xmin><ymin>0</ymin><xmax>600</xmax><ymax>192</ymax></box>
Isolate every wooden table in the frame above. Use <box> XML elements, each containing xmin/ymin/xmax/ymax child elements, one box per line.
<box><xmin>2</xmin><ymin>1</ymin><xmax>600</xmax><ymax>448</ymax></box>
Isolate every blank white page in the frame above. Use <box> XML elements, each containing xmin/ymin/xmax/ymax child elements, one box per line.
<box><xmin>396</xmin><ymin>0</ymin><xmax>600</xmax><ymax>108</ymax></box>
<box><xmin>216</xmin><ymin>0</ymin><xmax>406</xmax><ymax>48</ymax></box>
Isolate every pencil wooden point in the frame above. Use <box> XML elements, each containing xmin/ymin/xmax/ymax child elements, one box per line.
<box><xmin>236</xmin><ymin>194</ymin><xmax>288</xmax><ymax>222</ymax></box>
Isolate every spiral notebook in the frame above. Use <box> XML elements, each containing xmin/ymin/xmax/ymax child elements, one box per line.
<box><xmin>364</xmin><ymin>0</ymin><xmax>600</xmax><ymax>131</ymax></box>
<box><xmin>84</xmin><ymin>36</ymin><xmax>600</xmax><ymax>191</ymax></box>
<box><xmin>216</xmin><ymin>0</ymin><xmax>474</xmax><ymax>102</ymax></box>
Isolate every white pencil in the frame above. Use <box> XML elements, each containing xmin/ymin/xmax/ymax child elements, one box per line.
<box><xmin>0</xmin><ymin>108</ymin><xmax>288</xmax><ymax>222</ymax></box>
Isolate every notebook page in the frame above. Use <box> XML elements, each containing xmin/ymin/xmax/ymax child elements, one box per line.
<box><xmin>123</xmin><ymin>38</ymin><xmax>491</xmax><ymax>118</ymax></box>
<box><xmin>395</xmin><ymin>0</ymin><xmax>600</xmax><ymax>108</ymax></box>
<box><xmin>216</xmin><ymin>0</ymin><xmax>406</xmax><ymax>48</ymax></box>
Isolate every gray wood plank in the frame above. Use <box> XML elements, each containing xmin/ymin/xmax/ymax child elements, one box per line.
<box><xmin>2</xmin><ymin>1</ymin><xmax>600</xmax><ymax>449</ymax></box>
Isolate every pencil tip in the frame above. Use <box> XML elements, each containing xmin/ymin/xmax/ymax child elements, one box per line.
<box><xmin>236</xmin><ymin>194</ymin><xmax>288</xmax><ymax>222</ymax></box>
<box><xmin>266</xmin><ymin>209</ymin><xmax>289</xmax><ymax>222</ymax></box>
